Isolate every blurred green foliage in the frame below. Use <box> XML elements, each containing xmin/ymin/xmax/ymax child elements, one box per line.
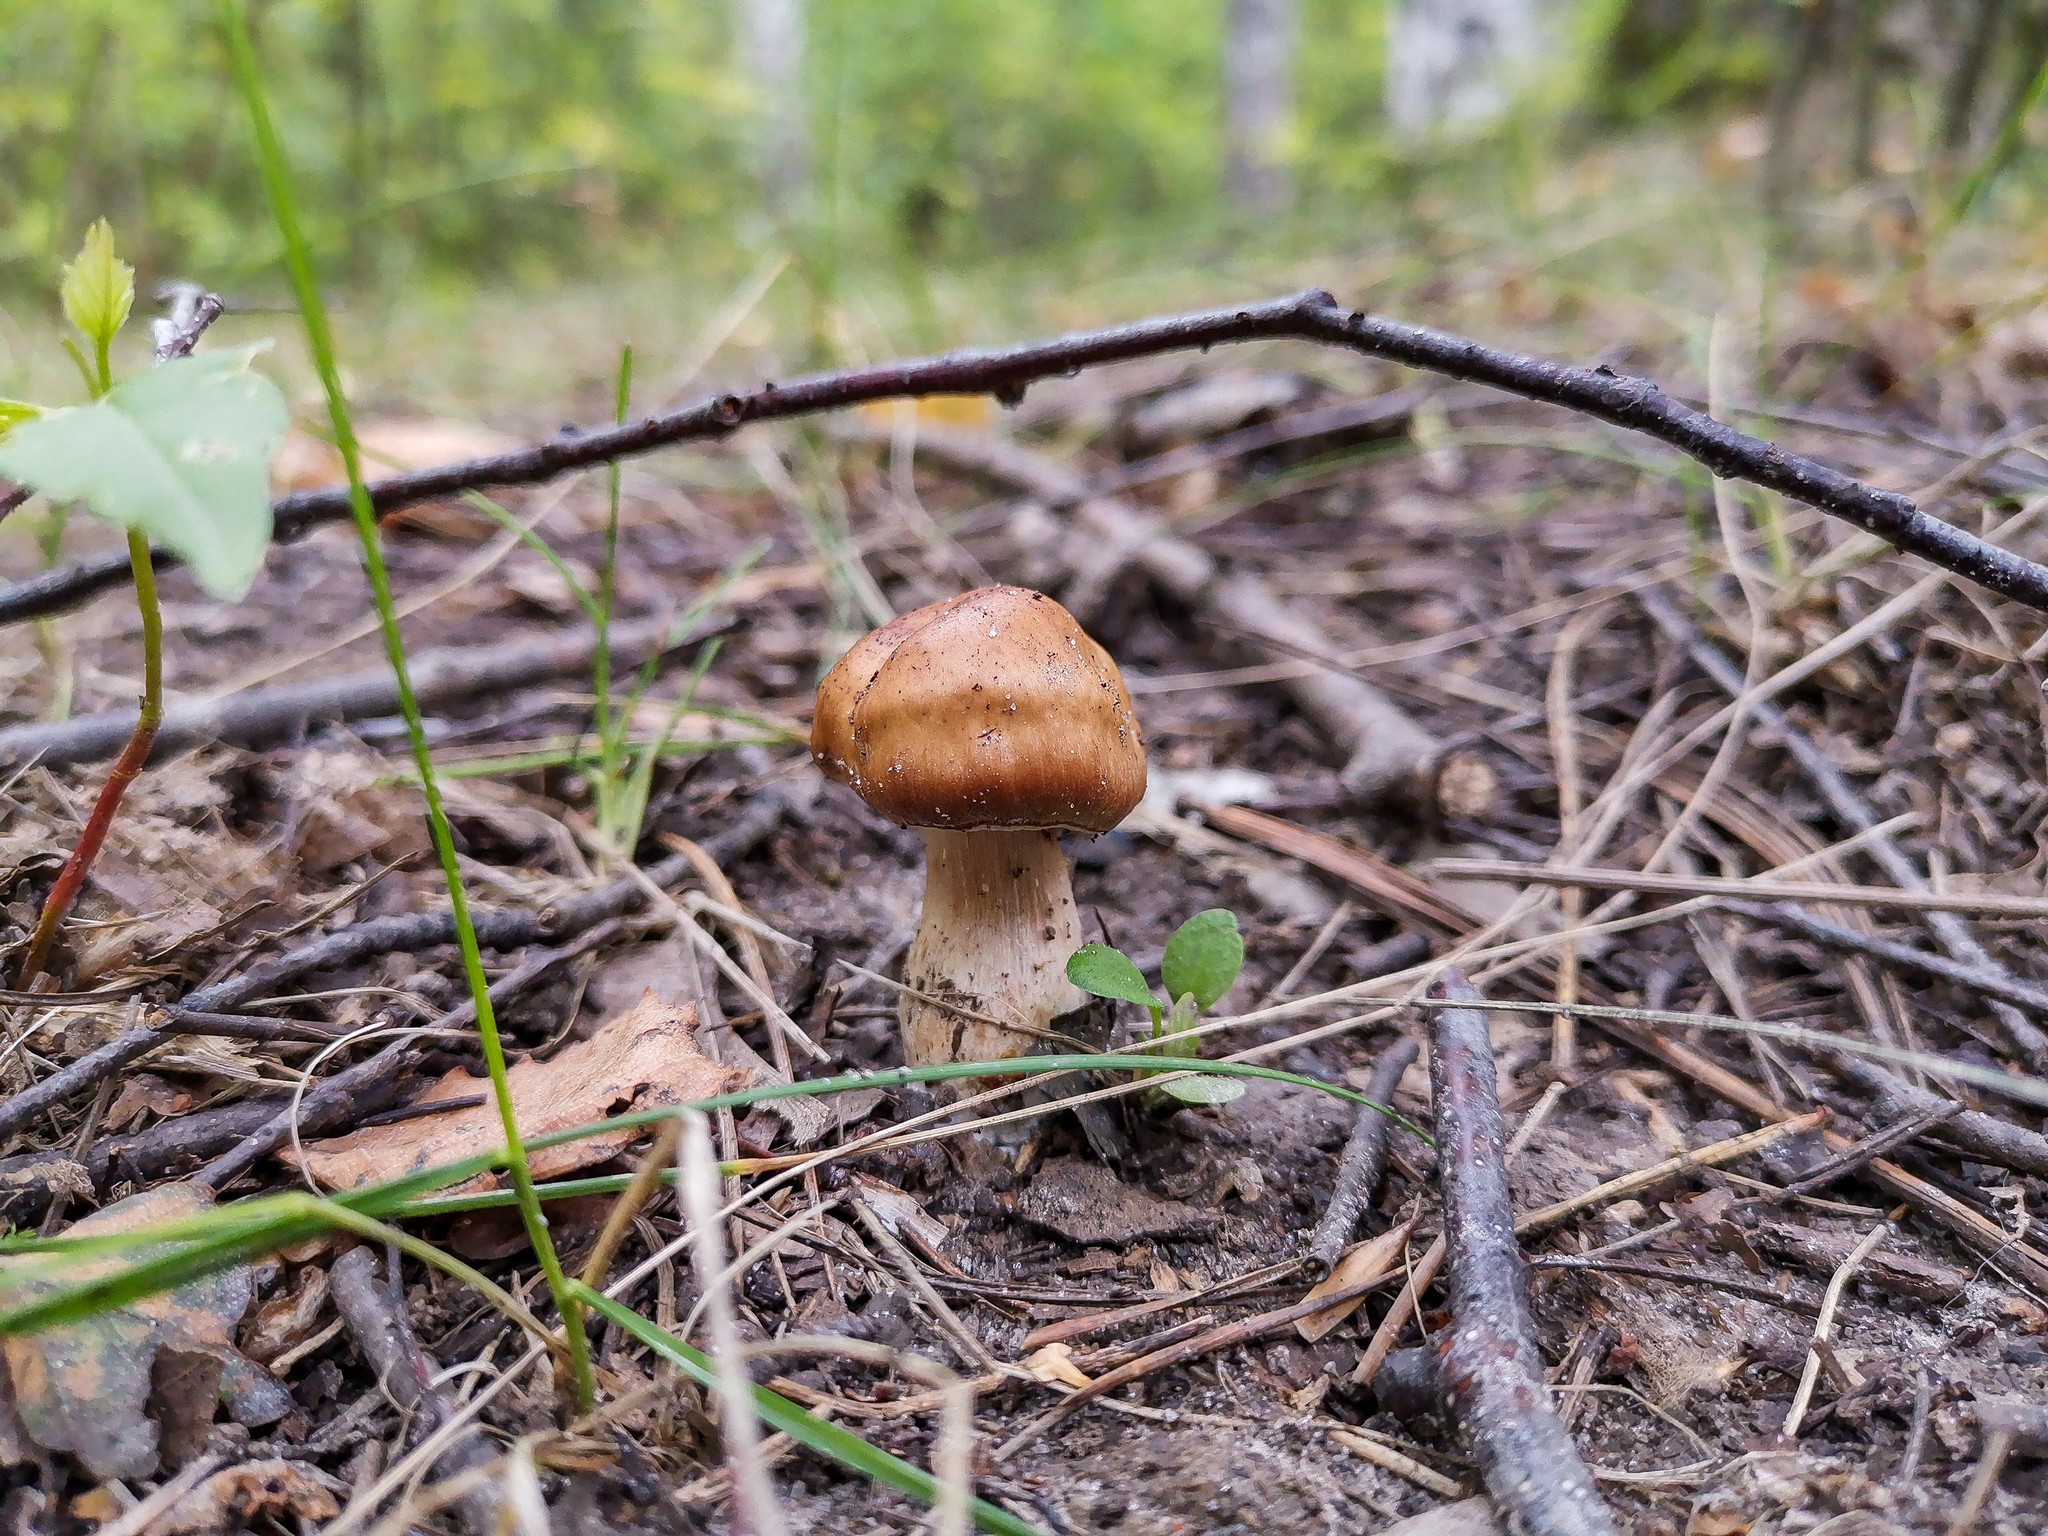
<box><xmin>3</xmin><ymin>0</ymin><xmax>2031</xmax><ymax>318</ymax></box>
<box><xmin>0</xmin><ymin>0</ymin><xmax>1626</xmax><ymax>302</ymax></box>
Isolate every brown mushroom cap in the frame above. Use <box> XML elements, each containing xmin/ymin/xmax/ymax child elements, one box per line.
<box><xmin>812</xmin><ymin>585</ymin><xmax>1146</xmax><ymax>831</ymax></box>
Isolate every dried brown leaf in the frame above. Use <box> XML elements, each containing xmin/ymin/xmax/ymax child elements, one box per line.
<box><xmin>239</xmin><ymin>1265</ymin><xmax>329</xmax><ymax>1367</ymax></box>
<box><xmin>1296</xmin><ymin>1218</ymin><xmax>1416</xmax><ymax>1342</ymax></box>
<box><xmin>0</xmin><ymin>1184</ymin><xmax>262</xmax><ymax>1480</ymax></box>
<box><xmin>295</xmin><ymin>992</ymin><xmax>742</xmax><ymax>1191</ymax></box>
<box><xmin>104</xmin><ymin>1074</ymin><xmax>195</xmax><ymax>1134</ymax></box>
<box><xmin>157</xmin><ymin>1458</ymin><xmax>341</xmax><ymax>1534</ymax></box>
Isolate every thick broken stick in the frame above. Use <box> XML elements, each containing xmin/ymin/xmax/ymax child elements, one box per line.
<box><xmin>0</xmin><ymin>612</ymin><xmax>717</xmax><ymax>770</ymax></box>
<box><xmin>15</xmin><ymin>288</ymin><xmax>2042</xmax><ymax>630</ymax></box>
<box><xmin>1726</xmin><ymin>897</ymin><xmax>2048</xmax><ymax>1023</ymax></box>
<box><xmin>1640</xmin><ymin>589</ymin><xmax>2048</xmax><ymax>1071</ymax></box>
<box><xmin>1832</xmin><ymin>1055</ymin><xmax>2048</xmax><ymax>1181</ymax></box>
<box><xmin>869</xmin><ymin>421</ymin><xmax>1443</xmax><ymax>799</ymax></box>
<box><xmin>1428</xmin><ymin>969</ymin><xmax>1617</xmax><ymax>1536</ymax></box>
<box><xmin>1307</xmin><ymin>1035</ymin><xmax>1418</xmax><ymax>1277</ymax></box>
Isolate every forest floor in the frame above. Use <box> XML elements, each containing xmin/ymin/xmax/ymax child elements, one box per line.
<box><xmin>1</xmin><ymin>140</ymin><xmax>2047</xmax><ymax>1535</ymax></box>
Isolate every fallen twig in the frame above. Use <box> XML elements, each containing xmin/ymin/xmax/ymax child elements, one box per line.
<box><xmin>1725</xmin><ymin>898</ymin><xmax>2048</xmax><ymax>1031</ymax></box>
<box><xmin>1428</xmin><ymin>856</ymin><xmax>2048</xmax><ymax>922</ymax></box>
<box><xmin>1528</xmin><ymin>1255</ymin><xmax>1822</xmax><ymax>1315</ymax></box>
<box><xmin>1832</xmin><ymin>1056</ymin><xmax>2048</xmax><ymax>1180</ymax></box>
<box><xmin>0</xmin><ymin>612</ymin><xmax>717</xmax><ymax>769</ymax></box>
<box><xmin>1306</xmin><ymin>1035</ymin><xmax>1418</xmax><ymax>1277</ymax></box>
<box><xmin>1771</xmin><ymin>1103</ymin><xmax>1962</xmax><ymax>1203</ymax></box>
<box><xmin>1325</xmin><ymin>1424</ymin><xmax>1465</xmax><ymax>1500</ymax></box>
<box><xmin>1427</xmin><ymin>969</ymin><xmax>1617</xmax><ymax>1536</ymax></box>
<box><xmin>14</xmin><ymin>289</ymin><xmax>2048</xmax><ymax>632</ymax></box>
<box><xmin>994</xmin><ymin>1268</ymin><xmax>1398</xmax><ymax>1457</ymax></box>
<box><xmin>1780</xmin><ymin>1210</ymin><xmax>1898</xmax><ymax>1440</ymax></box>
<box><xmin>330</xmin><ymin>1245</ymin><xmax>501</xmax><ymax>1536</ymax></box>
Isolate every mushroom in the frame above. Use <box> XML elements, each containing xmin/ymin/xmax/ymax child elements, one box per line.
<box><xmin>812</xmin><ymin>585</ymin><xmax>1147</xmax><ymax>1068</ymax></box>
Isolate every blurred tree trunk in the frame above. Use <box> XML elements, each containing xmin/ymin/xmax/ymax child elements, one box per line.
<box><xmin>1387</xmin><ymin>0</ymin><xmax>1542</xmax><ymax>138</ymax></box>
<box><xmin>333</xmin><ymin>0</ymin><xmax>385</xmax><ymax>284</ymax></box>
<box><xmin>737</xmin><ymin>0</ymin><xmax>809</xmax><ymax>219</ymax></box>
<box><xmin>1223</xmin><ymin>0</ymin><xmax>1297</xmax><ymax>218</ymax></box>
<box><xmin>1938</xmin><ymin>0</ymin><xmax>2007</xmax><ymax>159</ymax></box>
<box><xmin>1762</xmin><ymin>0</ymin><xmax>1835</xmax><ymax>218</ymax></box>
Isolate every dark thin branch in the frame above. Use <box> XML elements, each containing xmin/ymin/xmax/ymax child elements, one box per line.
<box><xmin>1428</xmin><ymin>969</ymin><xmax>1617</xmax><ymax>1536</ymax></box>
<box><xmin>1306</xmin><ymin>1034</ymin><xmax>1417</xmax><ymax>1278</ymax></box>
<box><xmin>1527</xmin><ymin>1255</ymin><xmax>1822</xmax><ymax>1315</ymax></box>
<box><xmin>187</xmin><ymin>1038</ymin><xmax>432</xmax><ymax>1190</ymax></box>
<box><xmin>1726</xmin><ymin>897</ymin><xmax>2048</xmax><ymax>1039</ymax></box>
<box><xmin>330</xmin><ymin>1247</ymin><xmax>501</xmax><ymax>1536</ymax></box>
<box><xmin>1830</xmin><ymin>1055</ymin><xmax>2048</xmax><ymax>1181</ymax></box>
<box><xmin>1773</xmin><ymin>1103</ymin><xmax>1962</xmax><ymax>1203</ymax></box>
<box><xmin>14</xmin><ymin>289</ymin><xmax>2048</xmax><ymax>623</ymax></box>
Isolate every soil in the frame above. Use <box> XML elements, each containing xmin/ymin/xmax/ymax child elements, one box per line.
<box><xmin>0</xmin><ymin>282</ymin><xmax>2045</xmax><ymax>1535</ymax></box>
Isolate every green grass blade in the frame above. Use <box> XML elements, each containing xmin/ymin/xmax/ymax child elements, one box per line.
<box><xmin>593</xmin><ymin>346</ymin><xmax>633</xmax><ymax>781</ymax></box>
<box><xmin>216</xmin><ymin>0</ymin><xmax>593</xmax><ymax>1409</ymax></box>
<box><xmin>462</xmin><ymin>490</ymin><xmax>599</xmax><ymax>622</ymax></box>
<box><xmin>572</xmin><ymin>1285</ymin><xmax>1044</xmax><ymax>1536</ymax></box>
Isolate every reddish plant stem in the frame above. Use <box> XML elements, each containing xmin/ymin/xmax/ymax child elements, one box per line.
<box><xmin>15</xmin><ymin>528</ymin><xmax>162</xmax><ymax>988</ymax></box>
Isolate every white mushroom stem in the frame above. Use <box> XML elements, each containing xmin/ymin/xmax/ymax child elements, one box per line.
<box><xmin>901</xmin><ymin>828</ymin><xmax>1084</xmax><ymax>1068</ymax></box>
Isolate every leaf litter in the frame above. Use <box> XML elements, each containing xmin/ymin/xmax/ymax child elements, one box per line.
<box><xmin>0</xmin><ymin>1183</ymin><xmax>288</xmax><ymax>1481</ymax></box>
<box><xmin>295</xmin><ymin>991</ymin><xmax>742</xmax><ymax>1190</ymax></box>
<box><xmin>6</xmin><ymin>178</ymin><xmax>2048</xmax><ymax>1534</ymax></box>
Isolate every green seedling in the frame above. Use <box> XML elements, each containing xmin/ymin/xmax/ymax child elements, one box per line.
<box><xmin>458</xmin><ymin>476</ymin><xmax>768</xmax><ymax>856</ymax></box>
<box><xmin>1067</xmin><ymin>907</ymin><xmax>1249</xmax><ymax>1105</ymax></box>
<box><xmin>0</xmin><ymin>220</ymin><xmax>288</xmax><ymax>987</ymax></box>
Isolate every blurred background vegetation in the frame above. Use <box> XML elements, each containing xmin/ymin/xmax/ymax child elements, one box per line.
<box><xmin>2</xmin><ymin>0</ymin><xmax>2046</xmax><ymax>400</ymax></box>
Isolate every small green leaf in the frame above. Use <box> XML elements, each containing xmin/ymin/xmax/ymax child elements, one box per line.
<box><xmin>1066</xmin><ymin>944</ymin><xmax>1160</xmax><ymax>1016</ymax></box>
<box><xmin>1158</xmin><ymin>1075</ymin><xmax>1247</xmax><ymax>1106</ymax></box>
<box><xmin>0</xmin><ymin>401</ymin><xmax>45</xmax><ymax>441</ymax></box>
<box><xmin>1153</xmin><ymin>993</ymin><xmax>1202</xmax><ymax>1053</ymax></box>
<box><xmin>1161</xmin><ymin>908</ymin><xmax>1244</xmax><ymax>1012</ymax></box>
<box><xmin>0</xmin><ymin>348</ymin><xmax>287</xmax><ymax>600</ymax></box>
<box><xmin>60</xmin><ymin>220</ymin><xmax>133</xmax><ymax>359</ymax></box>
